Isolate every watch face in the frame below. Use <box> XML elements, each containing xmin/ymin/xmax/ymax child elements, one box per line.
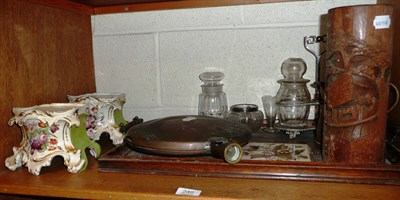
<box><xmin>125</xmin><ymin>115</ymin><xmax>252</xmax><ymax>156</ymax></box>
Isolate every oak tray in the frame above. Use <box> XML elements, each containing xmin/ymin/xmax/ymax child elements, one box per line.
<box><xmin>98</xmin><ymin>131</ymin><xmax>400</xmax><ymax>185</ymax></box>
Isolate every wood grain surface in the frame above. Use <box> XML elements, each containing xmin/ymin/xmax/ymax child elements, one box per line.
<box><xmin>18</xmin><ymin>0</ymin><xmax>307</xmax><ymax>14</ymax></box>
<box><xmin>324</xmin><ymin>4</ymin><xmax>394</xmax><ymax>163</ymax></box>
<box><xmin>0</xmin><ymin>0</ymin><xmax>399</xmax><ymax>199</ymax></box>
<box><xmin>0</xmin><ymin>0</ymin><xmax>96</xmax><ymax>172</ymax></box>
<box><xmin>1</xmin><ymin>154</ymin><xmax>400</xmax><ymax>200</ymax></box>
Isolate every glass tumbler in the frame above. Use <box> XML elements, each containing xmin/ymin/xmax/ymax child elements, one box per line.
<box><xmin>261</xmin><ymin>95</ymin><xmax>277</xmax><ymax>132</ymax></box>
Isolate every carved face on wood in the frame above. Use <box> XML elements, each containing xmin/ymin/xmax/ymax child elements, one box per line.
<box><xmin>323</xmin><ymin>4</ymin><xmax>393</xmax><ymax>163</ymax></box>
<box><xmin>325</xmin><ymin>38</ymin><xmax>390</xmax><ymax>128</ymax></box>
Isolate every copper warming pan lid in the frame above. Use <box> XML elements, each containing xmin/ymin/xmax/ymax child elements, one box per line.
<box><xmin>124</xmin><ymin>115</ymin><xmax>252</xmax><ymax>164</ymax></box>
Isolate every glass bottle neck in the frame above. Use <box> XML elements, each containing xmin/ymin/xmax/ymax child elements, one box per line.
<box><xmin>202</xmin><ymin>85</ymin><xmax>224</xmax><ymax>93</ymax></box>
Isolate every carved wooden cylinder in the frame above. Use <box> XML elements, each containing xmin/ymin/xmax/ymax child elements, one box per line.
<box><xmin>323</xmin><ymin>5</ymin><xmax>394</xmax><ymax>163</ymax></box>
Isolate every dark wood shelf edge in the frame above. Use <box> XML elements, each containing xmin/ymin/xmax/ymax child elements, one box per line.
<box><xmin>98</xmin><ymin>156</ymin><xmax>400</xmax><ymax>186</ymax></box>
<box><xmin>21</xmin><ymin>0</ymin><xmax>94</xmax><ymax>15</ymax></box>
<box><xmin>1</xmin><ymin>160</ymin><xmax>400</xmax><ymax>200</ymax></box>
<box><xmin>19</xmin><ymin>0</ymin><xmax>307</xmax><ymax>15</ymax></box>
<box><xmin>99</xmin><ymin>168</ymin><xmax>400</xmax><ymax>186</ymax></box>
<box><xmin>0</xmin><ymin>181</ymin><xmax>168</xmax><ymax>199</ymax></box>
<box><xmin>92</xmin><ymin>0</ymin><xmax>306</xmax><ymax>14</ymax></box>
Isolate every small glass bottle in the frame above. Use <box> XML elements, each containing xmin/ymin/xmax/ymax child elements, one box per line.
<box><xmin>198</xmin><ymin>71</ymin><xmax>228</xmax><ymax>118</ymax></box>
<box><xmin>225</xmin><ymin>104</ymin><xmax>263</xmax><ymax>132</ymax></box>
<box><xmin>276</xmin><ymin>58</ymin><xmax>311</xmax><ymax>127</ymax></box>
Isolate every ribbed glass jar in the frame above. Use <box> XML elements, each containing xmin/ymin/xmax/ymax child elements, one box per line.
<box><xmin>198</xmin><ymin>72</ymin><xmax>228</xmax><ymax>118</ymax></box>
<box><xmin>225</xmin><ymin>104</ymin><xmax>263</xmax><ymax>132</ymax></box>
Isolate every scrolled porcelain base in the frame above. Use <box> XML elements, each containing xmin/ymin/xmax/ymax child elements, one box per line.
<box><xmin>5</xmin><ymin>146</ymin><xmax>84</xmax><ymax>175</ymax></box>
<box><xmin>68</xmin><ymin>93</ymin><xmax>128</xmax><ymax>145</ymax></box>
<box><xmin>5</xmin><ymin>103</ymin><xmax>100</xmax><ymax>175</ymax></box>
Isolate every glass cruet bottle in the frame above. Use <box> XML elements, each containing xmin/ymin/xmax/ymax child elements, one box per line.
<box><xmin>276</xmin><ymin>58</ymin><xmax>311</xmax><ymax>127</ymax></box>
<box><xmin>198</xmin><ymin>71</ymin><xmax>228</xmax><ymax>118</ymax></box>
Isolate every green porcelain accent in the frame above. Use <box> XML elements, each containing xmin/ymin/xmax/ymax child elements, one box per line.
<box><xmin>114</xmin><ymin>108</ymin><xmax>127</xmax><ymax>127</ymax></box>
<box><xmin>70</xmin><ymin>114</ymin><xmax>101</xmax><ymax>172</ymax></box>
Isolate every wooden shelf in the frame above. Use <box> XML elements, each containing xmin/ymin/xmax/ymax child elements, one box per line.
<box><xmin>1</xmin><ymin>0</ymin><xmax>400</xmax><ymax>199</ymax></box>
<box><xmin>24</xmin><ymin>0</ymin><xmax>306</xmax><ymax>15</ymax></box>
<box><xmin>1</xmin><ymin>154</ymin><xmax>400</xmax><ymax>200</ymax></box>
<box><xmin>2</xmin><ymin>133</ymin><xmax>400</xmax><ymax>199</ymax></box>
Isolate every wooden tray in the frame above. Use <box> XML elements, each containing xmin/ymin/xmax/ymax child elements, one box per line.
<box><xmin>98</xmin><ymin>131</ymin><xmax>400</xmax><ymax>185</ymax></box>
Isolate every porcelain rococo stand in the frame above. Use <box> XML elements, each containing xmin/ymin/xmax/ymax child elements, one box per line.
<box><xmin>5</xmin><ymin>103</ymin><xmax>101</xmax><ymax>175</ymax></box>
<box><xmin>68</xmin><ymin>93</ymin><xmax>127</xmax><ymax>145</ymax></box>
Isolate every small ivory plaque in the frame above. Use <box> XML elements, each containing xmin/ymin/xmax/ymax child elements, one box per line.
<box><xmin>373</xmin><ymin>15</ymin><xmax>391</xmax><ymax>29</ymax></box>
<box><xmin>175</xmin><ymin>187</ymin><xmax>202</xmax><ymax>196</ymax></box>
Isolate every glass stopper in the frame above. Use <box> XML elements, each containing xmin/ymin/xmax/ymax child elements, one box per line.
<box><xmin>199</xmin><ymin>71</ymin><xmax>224</xmax><ymax>86</ymax></box>
<box><xmin>281</xmin><ymin>58</ymin><xmax>307</xmax><ymax>82</ymax></box>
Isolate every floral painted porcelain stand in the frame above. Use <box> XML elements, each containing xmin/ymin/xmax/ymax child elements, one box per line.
<box><xmin>5</xmin><ymin>103</ymin><xmax>101</xmax><ymax>175</ymax></box>
<box><xmin>68</xmin><ymin>93</ymin><xmax>127</xmax><ymax>145</ymax></box>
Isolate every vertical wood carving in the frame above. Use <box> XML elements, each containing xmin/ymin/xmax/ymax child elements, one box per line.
<box><xmin>323</xmin><ymin>5</ymin><xmax>394</xmax><ymax>163</ymax></box>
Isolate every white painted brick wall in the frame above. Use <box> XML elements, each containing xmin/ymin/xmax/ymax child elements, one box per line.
<box><xmin>92</xmin><ymin>0</ymin><xmax>376</xmax><ymax>121</ymax></box>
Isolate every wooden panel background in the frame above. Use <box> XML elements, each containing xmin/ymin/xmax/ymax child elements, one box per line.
<box><xmin>0</xmin><ymin>0</ymin><xmax>96</xmax><ymax>171</ymax></box>
<box><xmin>376</xmin><ymin>0</ymin><xmax>400</xmax><ymax>126</ymax></box>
